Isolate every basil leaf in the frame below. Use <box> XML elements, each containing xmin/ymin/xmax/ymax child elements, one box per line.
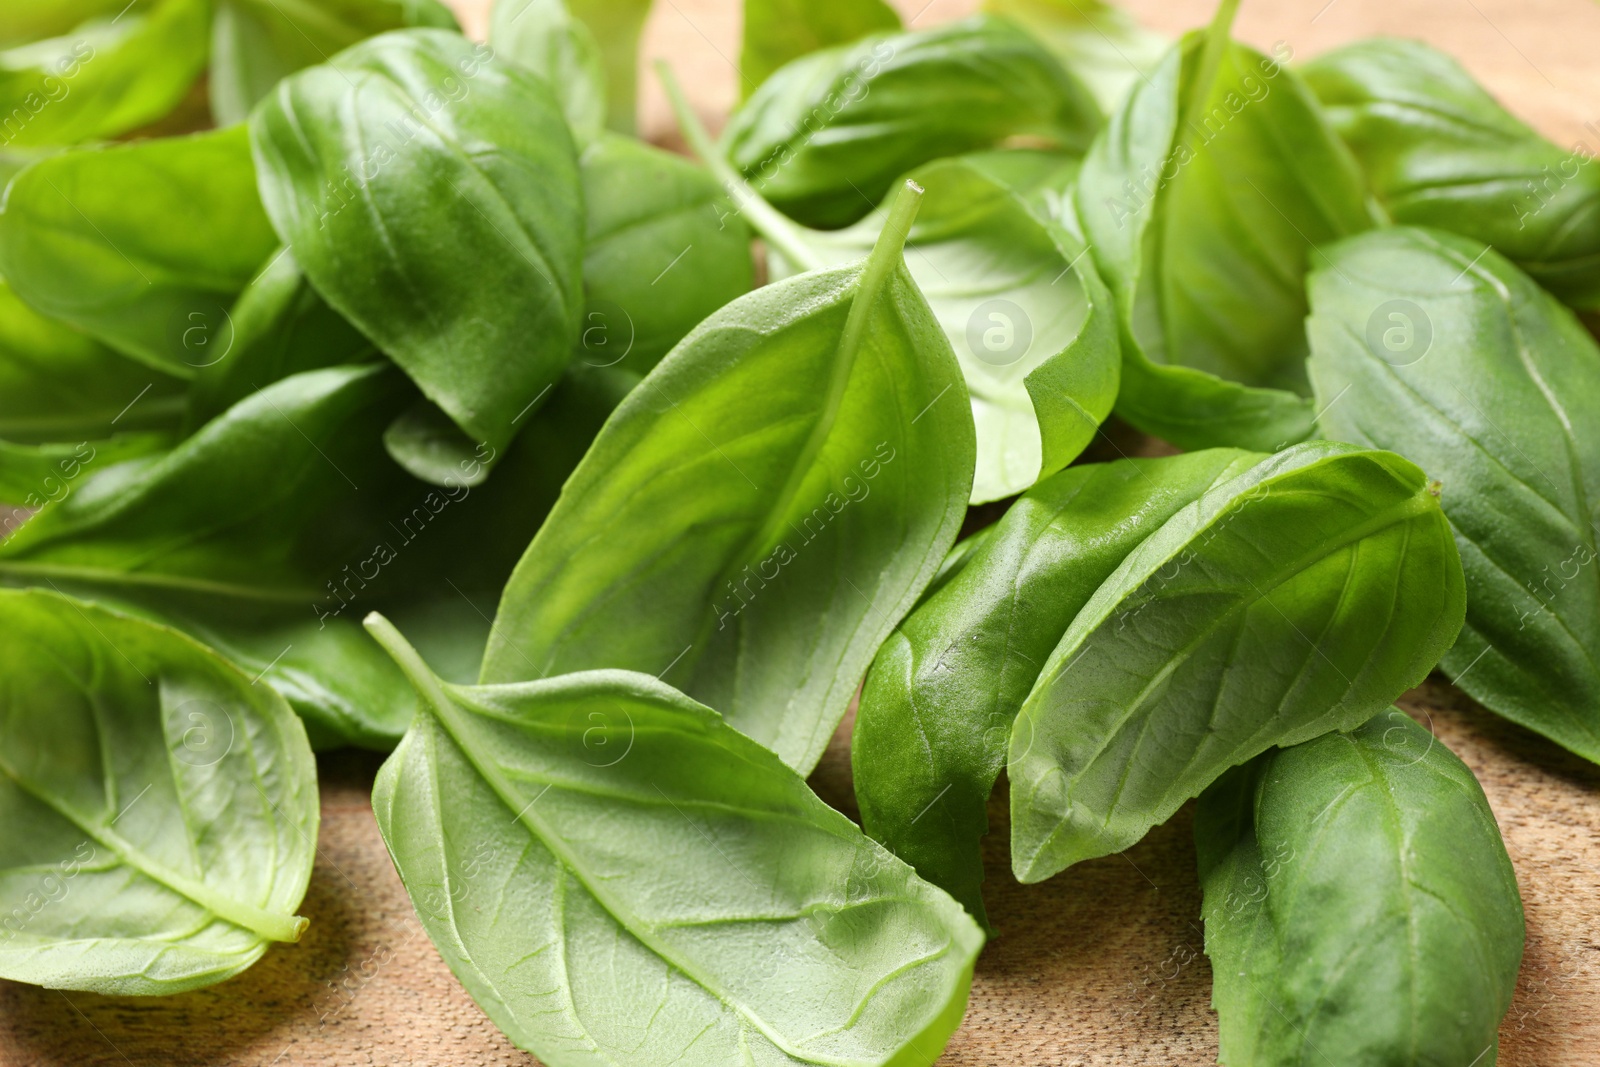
<box><xmin>1073</xmin><ymin>1</ymin><xmax>1371</xmax><ymax>450</ymax></box>
<box><xmin>1307</xmin><ymin>225</ymin><xmax>1600</xmax><ymax>763</ymax></box>
<box><xmin>1196</xmin><ymin>710</ymin><xmax>1523</xmax><ymax>1066</ymax></box>
<box><xmin>740</xmin><ymin>0</ymin><xmax>901</xmax><ymax>98</ymax></box>
<box><xmin>0</xmin><ymin>589</ymin><xmax>316</xmax><ymax>994</ymax></box>
<box><xmin>982</xmin><ymin>0</ymin><xmax>1170</xmax><ymax>113</ymax></box>
<box><xmin>854</xmin><ymin>448</ymin><xmax>1259</xmax><ymax>926</ymax></box>
<box><xmin>1304</xmin><ymin>38</ymin><xmax>1600</xmax><ymax>312</ymax></box>
<box><xmin>488</xmin><ymin>0</ymin><xmax>607</xmax><ymax>144</ymax></box>
<box><xmin>0</xmin><ymin>434</ymin><xmax>173</xmax><ymax>508</ymax></box>
<box><xmin>0</xmin><ymin>126</ymin><xmax>280</xmax><ymax>375</ymax></box>
<box><xmin>0</xmin><ymin>0</ymin><xmax>208</xmax><ymax>146</ymax></box>
<box><xmin>0</xmin><ymin>278</ymin><xmax>187</xmax><ymax>443</ymax></box>
<box><xmin>210</xmin><ymin>0</ymin><xmax>461</xmax><ymax>126</ymax></box>
<box><xmin>566</xmin><ymin>0</ymin><xmax>653</xmax><ymax>134</ymax></box>
<box><xmin>250</xmin><ymin>29</ymin><xmax>585</xmax><ymax>483</ymax></box>
<box><xmin>367</xmin><ymin>616</ymin><xmax>984</xmax><ymax>1067</ymax></box>
<box><xmin>1009</xmin><ymin>442</ymin><xmax>1467</xmax><ymax>880</ymax></box>
<box><xmin>0</xmin><ymin>1</ymin><xmax>126</xmax><ymax>46</ymax></box>
<box><xmin>721</xmin><ymin>15</ymin><xmax>1101</xmax><ymax>228</ymax></box>
<box><xmin>575</xmin><ymin>133</ymin><xmax>753</xmax><ymax>378</ymax></box>
<box><xmin>187</xmin><ymin>247</ymin><xmax>378</xmax><ymax>429</ymax></box>
<box><xmin>483</xmin><ymin>185</ymin><xmax>976</xmax><ymax>774</ymax></box>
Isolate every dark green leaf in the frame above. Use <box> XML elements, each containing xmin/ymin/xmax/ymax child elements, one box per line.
<box><xmin>721</xmin><ymin>15</ymin><xmax>1101</xmax><ymax>228</ymax></box>
<box><xmin>0</xmin><ymin>0</ymin><xmax>208</xmax><ymax>145</ymax></box>
<box><xmin>0</xmin><ymin>278</ymin><xmax>187</xmax><ymax>443</ymax></box>
<box><xmin>1009</xmin><ymin>442</ymin><xmax>1466</xmax><ymax>880</ymax></box>
<box><xmin>368</xmin><ymin>616</ymin><xmax>984</xmax><ymax>1066</ymax></box>
<box><xmin>1307</xmin><ymin>225</ymin><xmax>1600</xmax><ymax>763</ymax></box>
<box><xmin>0</xmin><ymin>589</ymin><xmax>316</xmax><ymax>994</ymax></box>
<box><xmin>574</xmin><ymin>133</ymin><xmax>753</xmax><ymax>378</ymax></box>
<box><xmin>854</xmin><ymin>448</ymin><xmax>1258</xmax><ymax>927</ymax></box>
<box><xmin>1196</xmin><ymin>710</ymin><xmax>1523</xmax><ymax>1066</ymax></box>
<box><xmin>210</xmin><ymin>0</ymin><xmax>460</xmax><ymax>126</ymax></box>
<box><xmin>739</xmin><ymin>0</ymin><xmax>901</xmax><ymax>99</ymax></box>
<box><xmin>982</xmin><ymin>0</ymin><xmax>1170</xmax><ymax>113</ymax></box>
<box><xmin>0</xmin><ymin>126</ymin><xmax>280</xmax><ymax>375</ymax></box>
<box><xmin>250</xmin><ymin>29</ymin><xmax>585</xmax><ymax>481</ymax></box>
<box><xmin>1304</xmin><ymin>38</ymin><xmax>1600</xmax><ymax>311</ymax></box>
<box><xmin>488</xmin><ymin>0</ymin><xmax>606</xmax><ymax>143</ymax></box>
<box><xmin>1073</xmin><ymin>2</ymin><xmax>1371</xmax><ymax>449</ymax></box>
<box><xmin>0</xmin><ymin>433</ymin><xmax>173</xmax><ymax>507</ymax></box>
<box><xmin>482</xmin><ymin>186</ymin><xmax>976</xmax><ymax>773</ymax></box>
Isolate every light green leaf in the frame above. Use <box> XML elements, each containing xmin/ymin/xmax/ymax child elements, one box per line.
<box><xmin>0</xmin><ymin>126</ymin><xmax>280</xmax><ymax>375</ymax></box>
<box><xmin>1009</xmin><ymin>442</ymin><xmax>1466</xmax><ymax>880</ymax></box>
<box><xmin>210</xmin><ymin>0</ymin><xmax>460</xmax><ymax>127</ymax></box>
<box><xmin>483</xmin><ymin>185</ymin><xmax>976</xmax><ymax>774</ymax></box>
<box><xmin>488</xmin><ymin>0</ymin><xmax>606</xmax><ymax>143</ymax></box>
<box><xmin>1304</xmin><ymin>38</ymin><xmax>1600</xmax><ymax>312</ymax></box>
<box><xmin>566</xmin><ymin>0</ymin><xmax>653</xmax><ymax>134</ymax></box>
<box><xmin>250</xmin><ymin>29</ymin><xmax>585</xmax><ymax>484</ymax></box>
<box><xmin>0</xmin><ymin>1</ymin><xmax>126</xmax><ymax>47</ymax></box>
<box><xmin>854</xmin><ymin>448</ymin><xmax>1258</xmax><ymax>927</ymax></box>
<box><xmin>721</xmin><ymin>15</ymin><xmax>1101</xmax><ymax>228</ymax></box>
<box><xmin>1196</xmin><ymin>710</ymin><xmax>1523</xmax><ymax>1066</ymax></box>
<box><xmin>1073</xmin><ymin>2</ymin><xmax>1371</xmax><ymax>449</ymax></box>
<box><xmin>739</xmin><ymin>0</ymin><xmax>901</xmax><ymax>99</ymax></box>
<box><xmin>0</xmin><ymin>589</ymin><xmax>316</xmax><ymax>994</ymax></box>
<box><xmin>983</xmin><ymin>0</ymin><xmax>1169</xmax><ymax>113</ymax></box>
<box><xmin>368</xmin><ymin>616</ymin><xmax>984</xmax><ymax>1067</ymax></box>
<box><xmin>1307</xmin><ymin>226</ymin><xmax>1600</xmax><ymax>764</ymax></box>
<box><xmin>0</xmin><ymin>0</ymin><xmax>208</xmax><ymax>145</ymax></box>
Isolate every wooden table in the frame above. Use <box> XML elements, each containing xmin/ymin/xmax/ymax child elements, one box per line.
<box><xmin>3</xmin><ymin>1</ymin><xmax>1598</xmax><ymax>1063</ymax></box>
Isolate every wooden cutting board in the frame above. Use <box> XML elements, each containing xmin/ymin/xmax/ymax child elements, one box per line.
<box><xmin>4</xmin><ymin>1</ymin><xmax>1598</xmax><ymax>1063</ymax></box>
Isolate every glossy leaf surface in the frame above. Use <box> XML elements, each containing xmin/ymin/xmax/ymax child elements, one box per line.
<box><xmin>1304</xmin><ymin>37</ymin><xmax>1600</xmax><ymax>311</ymax></box>
<box><xmin>1307</xmin><ymin>226</ymin><xmax>1600</xmax><ymax>763</ymax></box>
<box><xmin>982</xmin><ymin>0</ymin><xmax>1170</xmax><ymax>113</ymax></box>
<box><xmin>722</xmin><ymin>16</ymin><xmax>1101</xmax><ymax>228</ymax></box>
<box><xmin>370</xmin><ymin>617</ymin><xmax>984</xmax><ymax>1067</ymax></box>
<box><xmin>1074</xmin><ymin>5</ymin><xmax>1371</xmax><ymax>449</ymax></box>
<box><xmin>1196</xmin><ymin>710</ymin><xmax>1523</xmax><ymax>1066</ymax></box>
<box><xmin>854</xmin><ymin>449</ymin><xmax>1258</xmax><ymax>926</ymax></box>
<box><xmin>1009</xmin><ymin>442</ymin><xmax>1467</xmax><ymax>880</ymax></box>
<box><xmin>740</xmin><ymin>0</ymin><xmax>901</xmax><ymax>98</ymax></box>
<box><xmin>0</xmin><ymin>127</ymin><xmax>280</xmax><ymax>375</ymax></box>
<box><xmin>483</xmin><ymin>188</ymin><xmax>976</xmax><ymax>773</ymax></box>
<box><xmin>250</xmin><ymin>29</ymin><xmax>584</xmax><ymax>473</ymax></box>
<box><xmin>488</xmin><ymin>0</ymin><xmax>606</xmax><ymax>143</ymax></box>
<box><xmin>0</xmin><ymin>0</ymin><xmax>208</xmax><ymax>146</ymax></box>
<box><xmin>0</xmin><ymin>589</ymin><xmax>316</xmax><ymax>994</ymax></box>
<box><xmin>210</xmin><ymin>0</ymin><xmax>460</xmax><ymax>126</ymax></box>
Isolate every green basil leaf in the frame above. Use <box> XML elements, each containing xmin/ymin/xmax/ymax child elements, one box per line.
<box><xmin>721</xmin><ymin>15</ymin><xmax>1101</xmax><ymax>228</ymax></box>
<box><xmin>1307</xmin><ymin>225</ymin><xmax>1600</xmax><ymax>763</ymax></box>
<box><xmin>0</xmin><ymin>433</ymin><xmax>173</xmax><ymax>507</ymax></box>
<box><xmin>0</xmin><ymin>126</ymin><xmax>280</xmax><ymax>375</ymax></box>
<box><xmin>1304</xmin><ymin>38</ymin><xmax>1600</xmax><ymax>312</ymax></box>
<box><xmin>0</xmin><ymin>0</ymin><xmax>208</xmax><ymax>146</ymax></box>
<box><xmin>367</xmin><ymin>616</ymin><xmax>984</xmax><ymax>1067</ymax></box>
<box><xmin>250</xmin><ymin>29</ymin><xmax>585</xmax><ymax>482</ymax></box>
<box><xmin>1073</xmin><ymin>1</ymin><xmax>1371</xmax><ymax>450</ymax></box>
<box><xmin>739</xmin><ymin>0</ymin><xmax>901</xmax><ymax>99</ymax></box>
<box><xmin>0</xmin><ymin>1</ymin><xmax>126</xmax><ymax>46</ymax></box>
<box><xmin>1196</xmin><ymin>710</ymin><xmax>1524</xmax><ymax>1066</ymax></box>
<box><xmin>210</xmin><ymin>0</ymin><xmax>461</xmax><ymax>127</ymax></box>
<box><xmin>854</xmin><ymin>448</ymin><xmax>1258</xmax><ymax>927</ymax></box>
<box><xmin>565</xmin><ymin>0</ymin><xmax>652</xmax><ymax>134</ymax></box>
<box><xmin>488</xmin><ymin>0</ymin><xmax>606</xmax><ymax>143</ymax></box>
<box><xmin>1009</xmin><ymin>442</ymin><xmax>1467</xmax><ymax>880</ymax></box>
<box><xmin>0</xmin><ymin>589</ymin><xmax>316</xmax><ymax>994</ymax></box>
<box><xmin>575</xmin><ymin>133</ymin><xmax>753</xmax><ymax>378</ymax></box>
<box><xmin>187</xmin><ymin>247</ymin><xmax>378</xmax><ymax>429</ymax></box>
<box><xmin>766</xmin><ymin>152</ymin><xmax>1120</xmax><ymax>503</ymax></box>
<box><xmin>0</xmin><ymin>278</ymin><xmax>187</xmax><ymax>443</ymax></box>
<box><xmin>483</xmin><ymin>186</ymin><xmax>976</xmax><ymax>773</ymax></box>
<box><xmin>982</xmin><ymin>0</ymin><xmax>1170</xmax><ymax>113</ymax></box>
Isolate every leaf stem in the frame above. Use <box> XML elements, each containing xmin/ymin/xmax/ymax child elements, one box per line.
<box><xmin>364</xmin><ymin>612</ymin><xmax>456</xmax><ymax>717</ymax></box>
<box><xmin>655</xmin><ymin>60</ymin><xmax>826</xmax><ymax>273</ymax></box>
<box><xmin>836</xmin><ymin>179</ymin><xmax>923</xmax><ymax>369</ymax></box>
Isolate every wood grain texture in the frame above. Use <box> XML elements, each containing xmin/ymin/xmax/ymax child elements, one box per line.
<box><xmin>4</xmin><ymin>1</ymin><xmax>1599</xmax><ymax>1064</ymax></box>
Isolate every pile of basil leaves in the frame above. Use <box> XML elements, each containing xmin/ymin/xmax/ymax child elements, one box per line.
<box><xmin>1</xmin><ymin>0</ymin><xmax>1593</xmax><ymax>1062</ymax></box>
